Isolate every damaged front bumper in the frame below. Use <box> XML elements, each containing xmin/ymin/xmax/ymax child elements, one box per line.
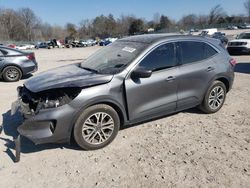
<box><xmin>11</xmin><ymin>88</ymin><xmax>77</xmax><ymax>145</ymax></box>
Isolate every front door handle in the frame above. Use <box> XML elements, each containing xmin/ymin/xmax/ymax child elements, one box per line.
<box><xmin>165</xmin><ymin>76</ymin><xmax>176</xmax><ymax>82</ymax></box>
<box><xmin>207</xmin><ymin>67</ymin><xmax>215</xmax><ymax>72</ymax></box>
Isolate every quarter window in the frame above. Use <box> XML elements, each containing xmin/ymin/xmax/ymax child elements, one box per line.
<box><xmin>0</xmin><ymin>49</ymin><xmax>7</xmax><ymax>56</ymax></box>
<box><xmin>178</xmin><ymin>41</ymin><xmax>218</xmax><ymax>65</ymax></box>
<box><xmin>139</xmin><ymin>43</ymin><xmax>176</xmax><ymax>71</ymax></box>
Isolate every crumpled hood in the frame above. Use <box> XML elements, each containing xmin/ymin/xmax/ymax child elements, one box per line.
<box><xmin>24</xmin><ymin>64</ymin><xmax>113</xmax><ymax>92</ymax></box>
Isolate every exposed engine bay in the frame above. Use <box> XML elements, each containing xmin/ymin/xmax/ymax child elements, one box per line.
<box><xmin>17</xmin><ymin>86</ymin><xmax>81</xmax><ymax>115</ymax></box>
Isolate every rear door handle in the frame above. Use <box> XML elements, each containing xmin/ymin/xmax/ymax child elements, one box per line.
<box><xmin>0</xmin><ymin>58</ymin><xmax>3</xmax><ymax>61</ymax></box>
<box><xmin>206</xmin><ymin>67</ymin><xmax>215</xmax><ymax>72</ymax></box>
<box><xmin>165</xmin><ymin>76</ymin><xmax>176</xmax><ymax>82</ymax></box>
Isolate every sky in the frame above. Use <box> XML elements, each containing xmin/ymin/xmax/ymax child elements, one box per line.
<box><xmin>0</xmin><ymin>0</ymin><xmax>247</xmax><ymax>25</ymax></box>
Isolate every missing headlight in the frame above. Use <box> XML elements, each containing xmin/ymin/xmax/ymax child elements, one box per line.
<box><xmin>19</xmin><ymin>87</ymin><xmax>81</xmax><ymax>114</ymax></box>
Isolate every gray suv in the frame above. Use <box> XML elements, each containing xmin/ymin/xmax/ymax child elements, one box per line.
<box><xmin>12</xmin><ymin>34</ymin><xmax>235</xmax><ymax>150</ymax></box>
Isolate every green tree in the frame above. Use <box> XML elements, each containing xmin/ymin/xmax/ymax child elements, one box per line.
<box><xmin>129</xmin><ymin>19</ymin><xmax>145</xmax><ymax>35</ymax></box>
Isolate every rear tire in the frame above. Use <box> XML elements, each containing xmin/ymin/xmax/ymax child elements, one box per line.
<box><xmin>199</xmin><ymin>81</ymin><xmax>227</xmax><ymax>114</ymax></box>
<box><xmin>2</xmin><ymin>66</ymin><xmax>22</xmax><ymax>82</ymax></box>
<box><xmin>74</xmin><ymin>104</ymin><xmax>120</xmax><ymax>150</ymax></box>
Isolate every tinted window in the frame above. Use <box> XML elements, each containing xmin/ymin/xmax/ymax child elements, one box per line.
<box><xmin>139</xmin><ymin>43</ymin><xmax>176</xmax><ymax>71</ymax></box>
<box><xmin>0</xmin><ymin>49</ymin><xmax>8</xmax><ymax>56</ymax></box>
<box><xmin>205</xmin><ymin>43</ymin><xmax>217</xmax><ymax>58</ymax></box>
<box><xmin>179</xmin><ymin>41</ymin><xmax>217</xmax><ymax>65</ymax></box>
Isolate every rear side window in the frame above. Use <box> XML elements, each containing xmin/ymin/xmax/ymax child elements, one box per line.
<box><xmin>178</xmin><ymin>41</ymin><xmax>218</xmax><ymax>65</ymax></box>
<box><xmin>205</xmin><ymin>44</ymin><xmax>217</xmax><ymax>58</ymax></box>
<box><xmin>139</xmin><ymin>43</ymin><xmax>176</xmax><ymax>71</ymax></box>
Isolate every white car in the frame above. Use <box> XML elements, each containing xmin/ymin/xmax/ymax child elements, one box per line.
<box><xmin>227</xmin><ymin>32</ymin><xmax>250</xmax><ymax>55</ymax></box>
<box><xmin>16</xmin><ymin>44</ymin><xmax>35</xmax><ymax>50</ymax></box>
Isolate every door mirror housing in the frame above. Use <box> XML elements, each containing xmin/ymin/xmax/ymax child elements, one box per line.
<box><xmin>131</xmin><ymin>67</ymin><xmax>152</xmax><ymax>79</ymax></box>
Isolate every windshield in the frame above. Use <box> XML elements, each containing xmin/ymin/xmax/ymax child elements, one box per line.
<box><xmin>237</xmin><ymin>33</ymin><xmax>250</xmax><ymax>39</ymax></box>
<box><xmin>80</xmin><ymin>41</ymin><xmax>147</xmax><ymax>74</ymax></box>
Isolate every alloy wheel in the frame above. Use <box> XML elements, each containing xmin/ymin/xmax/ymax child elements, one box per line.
<box><xmin>82</xmin><ymin>112</ymin><xmax>114</xmax><ymax>145</ymax></box>
<box><xmin>208</xmin><ymin>86</ymin><xmax>225</xmax><ymax>110</ymax></box>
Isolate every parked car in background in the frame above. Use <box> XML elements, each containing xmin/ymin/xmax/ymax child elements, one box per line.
<box><xmin>0</xmin><ymin>46</ymin><xmax>38</xmax><ymax>82</ymax></box>
<box><xmin>99</xmin><ymin>38</ymin><xmax>117</xmax><ymax>46</ymax></box>
<box><xmin>200</xmin><ymin>28</ymin><xmax>218</xmax><ymax>36</ymax></box>
<box><xmin>7</xmin><ymin>44</ymin><xmax>16</xmax><ymax>49</ymax></box>
<box><xmin>189</xmin><ymin>28</ymin><xmax>199</xmax><ymax>33</ymax></box>
<box><xmin>227</xmin><ymin>25</ymin><xmax>238</xmax><ymax>30</ymax></box>
<box><xmin>16</xmin><ymin>44</ymin><xmax>34</xmax><ymax>50</ymax></box>
<box><xmin>86</xmin><ymin>39</ymin><xmax>96</xmax><ymax>46</ymax></box>
<box><xmin>35</xmin><ymin>42</ymin><xmax>49</xmax><ymax>49</ymax></box>
<box><xmin>99</xmin><ymin>39</ymin><xmax>112</xmax><ymax>46</ymax></box>
<box><xmin>13</xmin><ymin>34</ymin><xmax>235</xmax><ymax>150</ymax></box>
<box><xmin>238</xmin><ymin>23</ymin><xmax>250</xmax><ymax>29</ymax></box>
<box><xmin>79</xmin><ymin>40</ymin><xmax>88</xmax><ymax>47</ymax></box>
<box><xmin>227</xmin><ymin>32</ymin><xmax>250</xmax><ymax>55</ymax></box>
<box><xmin>212</xmin><ymin>32</ymin><xmax>228</xmax><ymax>46</ymax></box>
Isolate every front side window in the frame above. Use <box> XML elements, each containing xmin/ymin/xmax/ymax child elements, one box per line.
<box><xmin>178</xmin><ymin>41</ymin><xmax>217</xmax><ymax>65</ymax></box>
<box><xmin>139</xmin><ymin>43</ymin><xmax>176</xmax><ymax>71</ymax></box>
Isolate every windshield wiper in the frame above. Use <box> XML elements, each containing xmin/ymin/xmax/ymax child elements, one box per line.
<box><xmin>81</xmin><ymin>66</ymin><xmax>99</xmax><ymax>73</ymax></box>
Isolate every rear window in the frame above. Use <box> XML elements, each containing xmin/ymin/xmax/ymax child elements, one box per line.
<box><xmin>178</xmin><ymin>41</ymin><xmax>218</xmax><ymax>65</ymax></box>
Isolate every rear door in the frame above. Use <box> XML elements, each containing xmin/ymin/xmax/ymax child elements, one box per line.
<box><xmin>125</xmin><ymin>42</ymin><xmax>179</xmax><ymax>121</ymax></box>
<box><xmin>176</xmin><ymin>41</ymin><xmax>218</xmax><ymax>110</ymax></box>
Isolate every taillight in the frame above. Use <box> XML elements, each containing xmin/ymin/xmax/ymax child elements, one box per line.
<box><xmin>230</xmin><ymin>58</ymin><xmax>237</xmax><ymax>66</ymax></box>
<box><xmin>26</xmin><ymin>53</ymin><xmax>35</xmax><ymax>61</ymax></box>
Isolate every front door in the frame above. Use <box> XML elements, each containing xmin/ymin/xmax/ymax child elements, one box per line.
<box><xmin>125</xmin><ymin>42</ymin><xmax>179</xmax><ymax>121</ymax></box>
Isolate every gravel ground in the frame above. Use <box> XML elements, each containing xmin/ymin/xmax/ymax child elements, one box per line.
<box><xmin>0</xmin><ymin>46</ymin><xmax>249</xmax><ymax>188</ymax></box>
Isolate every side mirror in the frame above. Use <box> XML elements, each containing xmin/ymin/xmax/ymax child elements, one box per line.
<box><xmin>131</xmin><ymin>67</ymin><xmax>152</xmax><ymax>79</ymax></box>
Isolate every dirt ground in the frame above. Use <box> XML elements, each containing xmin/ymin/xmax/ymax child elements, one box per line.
<box><xmin>0</xmin><ymin>46</ymin><xmax>249</xmax><ymax>188</ymax></box>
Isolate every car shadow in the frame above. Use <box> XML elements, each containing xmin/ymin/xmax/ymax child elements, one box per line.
<box><xmin>234</xmin><ymin>62</ymin><xmax>250</xmax><ymax>74</ymax></box>
<box><xmin>120</xmin><ymin>107</ymin><xmax>204</xmax><ymax>130</ymax></box>
<box><xmin>21</xmin><ymin>73</ymin><xmax>33</xmax><ymax>80</ymax></box>
<box><xmin>1</xmin><ymin>107</ymin><xmax>205</xmax><ymax>162</ymax></box>
<box><xmin>0</xmin><ymin>110</ymin><xmax>81</xmax><ymax>162</ymax></box>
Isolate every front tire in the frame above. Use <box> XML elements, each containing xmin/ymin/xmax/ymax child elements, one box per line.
<box><xmin>74</xmin><ymin>104</ymin><xmax>120</xmax><ymax>150</ymax></box>
<box><xmin>2</xmin><ymin>66</ymin><xmax>22</xmax><ymax>82</ymax></box>
<box><xmin>199</xmin><ymin>81</ymin><xmax>227</xmax><ymax>114</ymax></box>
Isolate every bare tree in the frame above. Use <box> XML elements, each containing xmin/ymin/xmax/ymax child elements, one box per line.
<box><xmin>0</xmin><ymin>9</ymin><xmax>23</xmax><ymax>40</ymax></box>
<box><xmin>208</xmin><ymin>4</ymin><xmax>225</xmax><ymax>25</ymax></box>
<box><xmin>18</xmin><ymin>8</ymin><xmax>39</xmax><ymax>41</ymax></box>
<box><xmin>244</xmin><ymin>0</ymin><xmax>250</xmax><ymax>21</ymax></box>
<box><xmin>179</xmin><ymin>14</ymin><xmax>198</xmax><ymax>29</ymax></box>
<box><xmin>66</xmin><ymin>23</ymin><xmax>77</xmax><ymax>38</ymax></box>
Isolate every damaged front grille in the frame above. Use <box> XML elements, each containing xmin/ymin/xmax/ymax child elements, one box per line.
<box><xmin>18</xmin><ymin>86</ymin><xmax>81</xmax><ymax>115</ymax></box>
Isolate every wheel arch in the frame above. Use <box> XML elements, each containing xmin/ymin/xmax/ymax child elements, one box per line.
<box><xmin>216</xmin><ymin>77</ymin><xmax>230</xmax><ymax>92</ymax></box>
<box><xmin>69</xmin><ymin>99</ymin><xmax>127</xmax><ymax>142</ymax></box>
<box><xmin>0</xmin><ymin>64</ymin><xmax>23</xmax><ymax>76</ymax></box>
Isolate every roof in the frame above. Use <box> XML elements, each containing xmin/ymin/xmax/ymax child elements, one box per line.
<box><xmin>119</xmin><ymin>33</ymin><xmax>210</xmax><ymax>44</ymax></box>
